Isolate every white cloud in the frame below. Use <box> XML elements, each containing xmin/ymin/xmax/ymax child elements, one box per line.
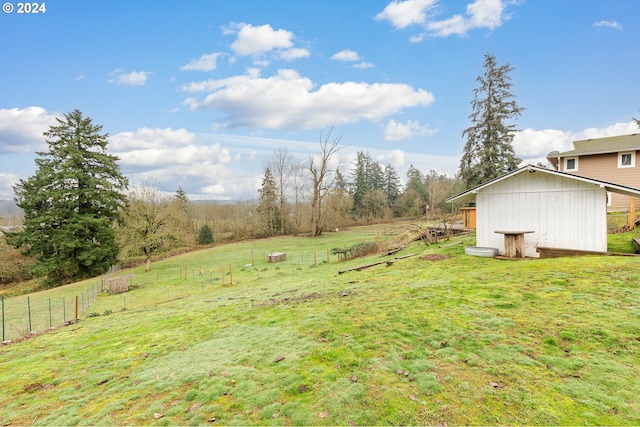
<box><xmin>182</xmin><ymin>69</ymin><xmax>435</xmax><ymax>130</ymax></box>
<box><xmin>383</xmin><ymin>119</ymin><xmax>437</xmax><ymax>141</ymax></box>
<box><xmin>332</xmin><ymin>50</ymin><xmax>373</xmax><ymax>68</ymax></box>
<box><xmin>378</xmin><ymin>0</ymin><xmax>514</xmax><ymax>38</ymax></box>
<box><xmin>278</xmin><ymin>48</ymin><xmax>310</xmax><ymax>61</ymax></box>
<box><xmin>181</xmin><ymin>53</ymin><xmax>223</xmax><ymax>71</ymax></box>
<box><xmin>376</xmin><ymin>149</ymin><xmax>406</xmax><ymax>168</ymax></box>
<box><xmin>573</xmin><ymin>121</ymin><xmax>638</xmax><ymax>140</ymax></box>
<box><xmin>332</xmin><ymin>50</ymin><xmax>361</xmax><ymax>61</ymax></box>
<box><xmin>375</xmin><ymin>0</ymin><xmax>438</xmax><ymax>29</ymax></box>
<box><xmin>593</xmin><ymin>20</ymin><xmax>622</xmax><ymax>30</ymax></box>
<box><xmin>107</xmin><ymin>70</ymin><xmax>151</xmax><ymax>86</ymax></box>
<box><xmin>229</xmin><ymin>23</ymin><xmax>294</xmax><ymax>56</ymax></box>
<box><xmin>0</xmin><ymin>106</ymin><xmax>57</xmax><ymax>154</ymax></box>
<box><xmin>0</xmin><ymin>172</ymin><xmax>20</xmax><ymax>200</ymax></box>
<box><xmin>427</xmin><ymin>0</ymin><xmax>507</xmax><ymax>37</ymax></box>
<box><xmin>512</xmin><ymin>128</ymin><xmax>572</xmax><ymax>158</ymax></box>
<box><xmin>409</xmin><ymin>33</ymin><xmax>426</xmax><ymax>43</ymax></box>
<box><xmin>110</xmin><ymin>127</ymin><xmax>196</xmax><ymax>151</ymax></box>
<box><xmin>110</xmin><ymin>127</ymin><xmax>260</xmax><ymax>200</ymax></box>
<box><xmin>354</xmin><ymin>62</ymin><xmax>375</xmax><ymax>69</ymax></box>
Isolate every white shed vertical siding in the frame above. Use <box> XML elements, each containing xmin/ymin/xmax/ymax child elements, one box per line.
<box><xmin>475</xmin><ymin>170</ymin><xmax>608</xmax><ymax>257</ymax></box>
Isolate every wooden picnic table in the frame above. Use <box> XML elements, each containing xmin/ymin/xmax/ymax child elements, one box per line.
<box><xmin>494</xmin><ymin>231</ymin><xmax>534</xmax><ymax>258</ymax></box>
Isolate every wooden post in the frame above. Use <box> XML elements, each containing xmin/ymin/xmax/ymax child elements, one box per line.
<box><xmin>629</xmin><ymin>197</ymin><xmax>636</xmax><ymax>230</ymax></box>
<box><xmin>75</xmin><ymin>295</ymin><xmax>79</xmax><ymax>321</ymax></box>
<box><xmin>314</xmin><ymin>250</ymin><xmax>317</xmax><ymax>265</ymax></box>
<box><xmin>326</xmin><ymin>248</ymin><xmax>330</xmax><ymax>263</ymax></box>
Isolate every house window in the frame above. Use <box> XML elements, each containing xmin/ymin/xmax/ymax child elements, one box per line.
<box><xmin>564</xmin><ymin>157</ymin><xmax>578</xmax><ymax>171</ymax></box>
<box><xmin>618</xmin><ymin>152</ymin><xmax>635</xmax><ymax>168</ymax></box>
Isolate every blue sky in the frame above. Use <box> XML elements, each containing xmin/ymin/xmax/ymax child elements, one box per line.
<box><xmin>1</xmin><ymin>0</ymin><xmax>639</xmax><ymax>200</ymax></box>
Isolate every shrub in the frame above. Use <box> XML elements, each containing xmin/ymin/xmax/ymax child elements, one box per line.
<box><xmin>0</xmin><ymin>246</ymin><xmax>35</xmax><ymax>284</ymax></box>
<box><xmin>196</xmin><ymin>225</ymin><xmax>214</xmax><ymax>245</ymax></box>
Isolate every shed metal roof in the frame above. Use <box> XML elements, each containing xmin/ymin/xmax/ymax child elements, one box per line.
<box><xmin>446</xmin><ymin>164</ymin><xmax>640</xmax><ymax>204</ymax></box>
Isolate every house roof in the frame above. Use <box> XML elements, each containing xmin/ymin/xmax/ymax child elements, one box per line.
<box><xmin>446</xmin><ymin>164</ymin><xmax>640</xmax><ymax>204</ymax></box>
<box><xmin>547</xmin><ymin>133</ymin><xmax>640</xmax><ymax>160</ymax></box>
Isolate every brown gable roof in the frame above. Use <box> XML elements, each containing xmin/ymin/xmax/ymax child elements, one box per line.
<box><xmin>549</xmin><ymin>133</ymin><xmax>640</xmax><ymax>159</ymax></box>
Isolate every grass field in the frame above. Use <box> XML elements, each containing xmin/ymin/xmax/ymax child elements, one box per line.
<box><xmin>1</xmin><ymin>223</ymin><xmax>639</xmax><ymax>425</ymax></box>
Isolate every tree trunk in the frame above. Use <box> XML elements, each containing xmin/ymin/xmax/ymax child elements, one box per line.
<box><xmin>145</xmin><ymin>257</ymin><xmax>152</xmax><ymax>272</ymax></box>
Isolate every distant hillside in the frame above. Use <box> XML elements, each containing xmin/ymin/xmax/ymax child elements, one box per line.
<box><xmin>0</xmin><ymin>200</ymin><xmax>22</xmax><ymax>223</ymax></box>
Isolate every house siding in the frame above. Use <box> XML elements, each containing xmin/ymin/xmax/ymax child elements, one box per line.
<box><xmin>476</xmin><ymin>171</ymin><xmax>607</xmax><ymax>257</ymax></box>
<box><xmin>558</xmin><ymin>151</ymin><xmax>640</xmax><ymax>211</ymax></box>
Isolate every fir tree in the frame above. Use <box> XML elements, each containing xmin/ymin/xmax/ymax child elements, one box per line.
<box><xmin>459</xmin><ymin>53</ymin><xmax>524</xmax><ymax>188</ymax></box>
<box><xmin>257</xmin><ymin>168</ymin><xmax>280</xmax><ymax>236</ymax></box>
<box><xmin>7</xmin><ymin>110</ymin><xmax>128</xmax><ymax>286</ymax></box>
<box><xmin>196</xmin><ymin>224</ymin><xmax>214</xmax><ymax>245</ymax></box>
<box><xmin>383</xmin><ymin>164</ymin><xmax>401</xmax><ymax>207</ymax></box>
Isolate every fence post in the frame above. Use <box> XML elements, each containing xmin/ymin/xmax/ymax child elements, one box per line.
<box><xmin>27</xmin><ymin>296</ymin><xmax>33</xmax><ymax>334</ymax></box>
<box><xmin>63</xmin><ymin>297</ymin><xmax>66</xmax><ymax>324</ymax></box>
<box><xmin>2</xmin><ymin>295</ymin><xmax>5</xmax><ymax>343</ymax></box>
<box><xmin>75</xmin><ymin>295</ymin><xmax>79</xmax><ymax>321</ymax></box>
<box><xmin>49</xmin><ymin>298</ymin><xmax>52</xmax><ymax>330</ymax></box>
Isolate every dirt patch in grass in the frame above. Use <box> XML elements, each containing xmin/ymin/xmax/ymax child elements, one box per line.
<box><xmin>421</xmin><ymin>254</ymin><xmax>452</xmax><ymax>261</ymax></box>
<box><xmin>253</xmin><ymin>292</ymin><xmax>324</xmax><ymax>307</ymax></box>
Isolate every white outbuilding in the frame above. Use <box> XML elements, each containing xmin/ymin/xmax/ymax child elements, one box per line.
<box><xmin>446</xmin><ymin>165</ymin><xmax>640</xmax><ymax>258</ymax></box>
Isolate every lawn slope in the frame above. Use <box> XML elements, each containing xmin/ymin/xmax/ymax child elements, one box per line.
<box><xmin>1</xmin><ymin>226</ymin><xmax>639</xmax><ymax>425</ymax></box>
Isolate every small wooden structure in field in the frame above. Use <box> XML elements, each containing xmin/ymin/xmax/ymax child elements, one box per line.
<box><xmin>108</xmin><ymin>274</ymin><xmax>135</xmax><ymax>294</ymax></box>
<box><xmin>267</xmin><ymin>252</ymin><xmax>287</xmax><ymax>263</ymax></box>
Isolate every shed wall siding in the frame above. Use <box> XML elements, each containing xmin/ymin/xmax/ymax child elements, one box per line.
<box><xmin>475</xmin><ymin>171</ymin><xmax>607</xmax><ymax>257</ymax></box>
<box><xmin>559</xmin><ymin>151</ymin><xmax>640</xmax><ymax>211</ymax></box>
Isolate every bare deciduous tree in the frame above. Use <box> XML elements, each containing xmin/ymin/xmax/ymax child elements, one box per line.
<box><xmin>267</xmin><ymin>147</ymin><xmax>297</xmax><ymax>235</ymax></box>
<box><xmin>117</xmin><ymin>183</ymin><xmax>174</xmax><ymax>272</ymax></box>
<box><xmin>308</xmin><ymin>127</ymin><xmax>344</xmax><ymax>236</ymax></box>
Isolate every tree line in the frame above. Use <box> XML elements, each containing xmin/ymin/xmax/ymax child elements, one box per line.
<box><xmin>3</xmin><ymin>53</ymin><xmax>526</xmax><ymax>287</ymax></box>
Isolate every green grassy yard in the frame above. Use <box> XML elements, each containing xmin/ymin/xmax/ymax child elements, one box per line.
<box><xmin>1</xmin><ymin>224</ymin><xmax>639</xmax><ymax>425</ymax></box>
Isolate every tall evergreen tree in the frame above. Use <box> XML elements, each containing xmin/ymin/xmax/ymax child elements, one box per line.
<box><xmin>257</xmin><ymin>168</ymin><xmax>280</xmax><ymax>236</ymax></box>
<box><xmin>350</xmin><ymin>151</ymin><xmax>368</xmax><ymax>215</ymax></box>
<box><xmin>383</xmin><ymin>164</ymin><xmax>401</xmax><ymax>207</ymax></box>
<box><xmin>7</xmin><ymin>110</ymin><xmax>128</xmax><ymax>286</ymax></box>
<box><xmin>459</xmin><ymin>53</ymin><xmax>525</xmax><ymax>188</ymax></box>
<box><xmin>171</xmin><ymin>186</ymin><xmax>196</xmax><ymax>246</ymax></box>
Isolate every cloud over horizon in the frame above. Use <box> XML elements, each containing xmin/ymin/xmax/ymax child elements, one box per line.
<box><xmin>182</xmin><ymin>69</ymin><xmax>435</xmax><ymax>130</ymax></box>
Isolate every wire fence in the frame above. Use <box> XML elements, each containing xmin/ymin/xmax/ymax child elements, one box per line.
<box><xmin>1</xmin><ymin>281</ymin><xmax>102</xmax><ymax>343</ymax></box>
<box><xmin>0</xmin><ymin>248</ymin><xmax>359</xmax><ymax>343</ymax></box>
